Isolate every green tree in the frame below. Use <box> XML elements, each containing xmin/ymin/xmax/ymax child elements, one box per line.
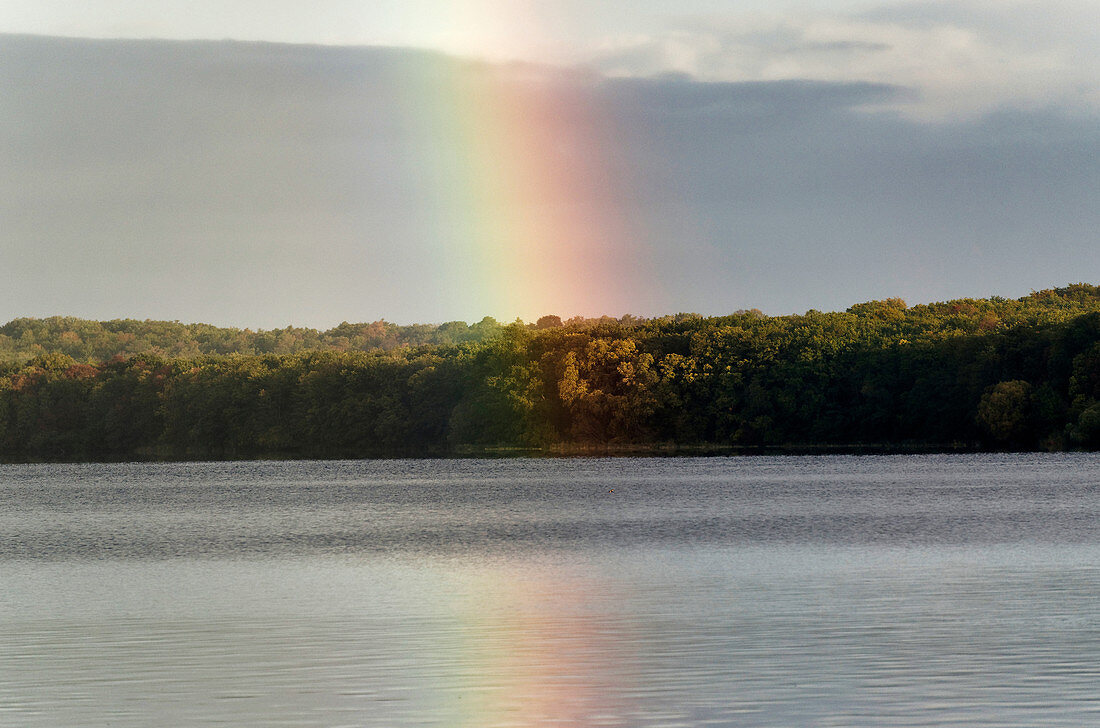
<box><xmin>977</xmin><ymin>380</ymin><xmax>1033</xmax><ymax>444</ymax></box>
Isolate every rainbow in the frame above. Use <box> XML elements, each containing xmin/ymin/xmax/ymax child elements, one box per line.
<box><xmin>443</xmin><ymin>562</ymin><xmax>638</xmax><ymax>725</ymax></box>
<box><xmin>397</xmin><ymin>52</ymin><xmax>649</xmax><ymax>323</ymax></box>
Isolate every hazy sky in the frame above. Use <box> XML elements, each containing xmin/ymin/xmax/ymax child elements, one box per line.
<box><xmin>3</xmin><ymin>1</ymin><xmax>1099</xmax><ymax>327</ymax></box>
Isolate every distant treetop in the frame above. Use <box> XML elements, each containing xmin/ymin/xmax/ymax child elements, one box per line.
<box><xmin>2</xmin><ymin>284</ymin><xmax>1098</xmax><ymax>365</ymax></box>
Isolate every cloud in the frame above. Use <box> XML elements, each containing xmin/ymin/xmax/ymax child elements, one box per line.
<box><xmin>584</xmin><ymin>1</ymin><xmax>1100</xmax><ymax>119</ymax></box>
<box><xmin>2</xmin><ymin>35</ymin><xmax>1099</xmax><ymax>325</ymax></box>
<box><xmin>5</xmin><ymin>1</ymin><xmax>1097</xmax><ymax>120</ymax></box>
<box><xmin>596</xmin><ymin>76</ymin><xmax>911</xmax><ymax>137</ymax></box>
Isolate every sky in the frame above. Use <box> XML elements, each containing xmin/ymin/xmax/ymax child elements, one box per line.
<box><xmin>2</xmin><ymin>1</ymin><xmax>1099</xmax><ymax>327</ymax></box>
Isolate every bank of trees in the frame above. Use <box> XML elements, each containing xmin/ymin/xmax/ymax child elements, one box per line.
<box><xmin>0</xmin><ymin>316</ymin><xmax>508</xmax><ymax>365</ymax></box>
<box><xmin>3</xmin><ymin>285</ymin><xmax>1100</xmax><ymax>460</ymax></box>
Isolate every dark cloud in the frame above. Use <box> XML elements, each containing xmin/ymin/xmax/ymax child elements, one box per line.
<box><xmin>2</xmin><ymin>34</ymin><xmax>1098</xmax><ymax>324</ymax></box>
<box><xmin>600</xmin><ymin>76</ymin><xmax>907</xmax><ymax>118</ymax></box>
<box><xmin>603</xmin><ymin>78</ymin><xmax>1100</xmax><ymax>313</ymax></box>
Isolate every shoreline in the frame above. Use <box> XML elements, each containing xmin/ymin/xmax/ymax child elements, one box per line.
<box><xmin>3</xmin><ymin>441</ymin><xmax>1069</xmax><ymax>465</ymax></box>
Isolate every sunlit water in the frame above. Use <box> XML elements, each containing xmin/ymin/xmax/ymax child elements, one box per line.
<box><xmin>2</xmin><ymin>455</ymin><xmax>1099</xmax><ymax>726</ymax></box>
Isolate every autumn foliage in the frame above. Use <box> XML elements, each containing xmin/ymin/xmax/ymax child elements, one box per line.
<box><xmin>3</xmin><ymin>285</ymin><xmax>1100</xmax><ymax>459</ymax></box>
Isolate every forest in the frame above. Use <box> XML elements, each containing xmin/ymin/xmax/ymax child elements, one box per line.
<box><xmin>3</xmin><ymin>284</ymin><xmax>1100</xmax><ymax>460</ymax></box>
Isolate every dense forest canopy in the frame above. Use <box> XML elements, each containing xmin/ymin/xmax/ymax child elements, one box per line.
<box><xmin>3</xmin><ymin>284</ymin><xmax>1100</xmax><ymax>460</ymax></box>
<box><xmin>0</xmin><ymin>315</ymin><xmax>510</xmax><ymax>364</ymax></box>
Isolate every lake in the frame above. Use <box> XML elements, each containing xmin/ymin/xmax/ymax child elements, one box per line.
<box><xmin>2</xmin><ymin>454</ymin><xmax>1099</xmax><ymax>726</ymax></box>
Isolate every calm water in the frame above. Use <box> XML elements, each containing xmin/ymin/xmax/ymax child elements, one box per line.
<box><xmin>2</xmin><ymin>454</ymin><xmax>1099</xmax><ymax>726</ymax></box>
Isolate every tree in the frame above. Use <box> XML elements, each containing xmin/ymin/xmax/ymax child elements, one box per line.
<box><xmin>556</xmin><ymin>338</ymin><xmax>659</xmax><ymax>443</ymax></box>
<box><xmin>977</xmin><ymin>380</ymin><xmax>1032</xmax><ymax>444</ymax></box>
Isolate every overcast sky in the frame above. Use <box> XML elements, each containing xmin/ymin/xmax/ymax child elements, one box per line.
<box><xmin>2</xmin><ymin>1</ymin><xmax>1099</xmax><ymax>327</ymax></box>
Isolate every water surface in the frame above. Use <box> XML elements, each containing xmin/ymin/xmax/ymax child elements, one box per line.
<box><xmin>2</xmin><ymin>455</ymin><xmax>1099</xmax><ymax>726</ymax></box>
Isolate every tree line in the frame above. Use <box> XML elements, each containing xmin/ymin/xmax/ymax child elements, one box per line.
<box><xmin>3</xmin><ymin>285</ymin><xmax>1100</xmax><ymax>460</ymax></box>
<box><xmin>0</xmin><ymin>315</ymin><xmax>511</xmax><ymax>365</ymax></box>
